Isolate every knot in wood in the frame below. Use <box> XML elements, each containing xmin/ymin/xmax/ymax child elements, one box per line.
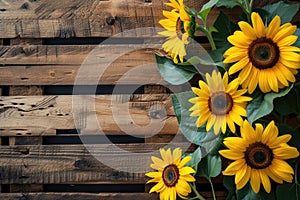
<box><xmin>106</xmin><ymin>16</ymin><xmax>115</xmax><ymax>25</ymax></box>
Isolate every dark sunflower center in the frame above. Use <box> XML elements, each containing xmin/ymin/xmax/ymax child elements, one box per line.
<box><xmin>248</xmin><ymin>37</ymin><xmax>280</xmax><ymax>69</ymax></box>
<box><xmin>176</xmin><ymin>18</ymin><xmax>185</xmax><ymax>39</ymax></box>
<box><xmin>162</xmin><ymin>164</ymin><xmax>180</xmax><ymax>187</ymax></box>
<box><xmin>209</xmin><ymin>92</ymin><xmax>233</xmax><ymax>115</ymax></box>
<box><xmin>245</xmin><ymin>142</ymin><xmax>273</xmax><ymax>169</ymax></box>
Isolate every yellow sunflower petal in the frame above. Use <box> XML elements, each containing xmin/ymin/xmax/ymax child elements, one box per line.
<box><xmin>251</xmin><ymin>12</ymin><xmax>266</xmax><ymax>38</ymax></box>
<box><xmin>236</xmin><ymin>166</ymin><xmax>251</xmax><ymax>190</ymax></box>
<box><xmin>223</xmin><ymin>137</ymin><xmax>248</xmax><ymax>151</ymax></box>
<box><xmin>273</xmin><ymin>145</ymin><xmax>299</xmax><ymax>160</ymax></box>
<box><xmin>146</xmin><ymin>171</ymin><xmax>162</xmax><ymax>178</ymax></box>
<box><xmin>180</xmin><ymin>166</ymin><xmax>195</xmax><ymax>175</ymax></box>
<box><xmin>266</xmin><ymin>15</ymin><xmax>280</xmax><ymax>39</ymax></box>
<box><xmin>250</xmin><ymin>169</ymin><xmax>261</xmax><ymax>194</ymax></box>
<box><xmin>238</xmin><ymin>21</ymin><xmax>257</xmax><ymax>40</ymax></box>
<box><xmin>259</xmin><ymin>170</ymin><xmax>271</xmax><ymax>193</ymax></box>
<box><xmin>219</xmin><ymin>149</ymin><xmax>244</xmax><ymax>160</ymax></box>
<box><xmin>273</xmin><ymin>24</ymin><xmax>297</xmax><ymax>43</ymax></box>
<box><xmin>178</xmin><ymin>156</ymin><xmax>192</xmax><ymax>168</ymax></box>
<box><xmin>149</xmin><ymin>181</ymin><xmax>165</xmax><ymax>193</ymax></box>
<box><xmin>261</xmin><ymin>121</ymin><xmax>278</xmax><ymax>145</ymax></box>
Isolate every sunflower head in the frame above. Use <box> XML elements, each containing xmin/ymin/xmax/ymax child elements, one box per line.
<box><xmin>189</xmin><ymin>70</ymin><xmax>252</xmax><ymax>134</ymax></box>
<box><xmin>145</xmin><ymin>148</ymin><xmax>196</xmax><ymax>200</ymax></box>
<box><xmin>219</xmin><ymin>120</ymin><xmax>299</xmax><ymax>194</ymax></box>
<box><xmin>159</xmin><ymin>0</ymin><xmax>195</xmax><ymax>63</ymax></box>
<box><xmin>224</xmin><ymin>12</ymin><xmax>300</xmax><ymax>94</ymax></box>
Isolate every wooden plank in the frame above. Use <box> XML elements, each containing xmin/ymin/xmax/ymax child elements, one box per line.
<box><xmin>0</xmin><ymin>143</ymin><xmax>195</xmax><ymax>184</ymax></box>
<box><xmin>0</xmin><ymin>191</ymin><xmax>227</xmax><ymax>200</ymax></box>
<box><xmin>0</xmin><ymin>0</ymin><xmax>205</xmax><ymax>38</ymax></box>
<box><xmin>0</xmin><ymin>94</ymin><xmax>178</xmax><ymax>136</ymax></box>
<box><xmin>0</xmin><ymin>193</ymin><xmax>159</xmax><ymax>200</ymax></box>
<box><xmin>0</xmin><ymin>43</ymin><xmax>210</xmax><ymax>85</ymax></box>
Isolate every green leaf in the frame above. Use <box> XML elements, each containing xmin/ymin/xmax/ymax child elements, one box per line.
<box><xmin>236</xmin><ymin>182</ymin><xmax>275</xmax><ymax>200</ymax></box>
<box><xmin>212</xmin><ymin>12</ymin><xmax>238</xmax><ymax>49</ymax></box>
<box><xmin>155</xmin><ymin>54</ymin><xmax>196</xmax><ymax>85</ymax></box>
<box><xmin>276</xmin><ymin>183</ymin><xmax>300</xmax><ymax>200</ymax></box>
<box><xmin>247</xmin><ymin>86</ymin><xmax>293</xmax><ymax>124</ymax></box>
<box><xmin>262</xmin><ymin>2</ymin><xmax>299</xmax><ymax>24</ymax></box>
<box><xmin>197</xmin><ymin>154</ymin><xmax>222</xmax><ymax>179</ymax></box>
<box><xmin>172</xmin><ymin>91</ymin><xmax>218</xmax><ymax>146</ymax></box>
<box><xmin>216</xmin><ymin>0</ymin><xmax>242</xmax><ymax>8</ymax></box>
<box><xmin>274</xmin><ymin>87</ymin><xmax>300</xmax><ymax>115</ymax></box>
<box><xmin>179</xmin><ymin>56</ymin><xmax>225</xmax><ymax>69</ymax></box>
<box><xmin>294</xmin><ymin>28</ymin><xmax>300</xmax><ymax>47</ymax></box>
<box><xmin>223</xmin><ymin>176</ymin><xmax>236</xmax><ymax>200</ymax></box>
<box><xmin>186</xmin><ymin>147</ymin><xmax>202</xmax><ymax>173</ymax></box>
<box><xmin>198</xmin><ymin>0</ymin><xmax>219</xmax><ymax>22</ymax></box>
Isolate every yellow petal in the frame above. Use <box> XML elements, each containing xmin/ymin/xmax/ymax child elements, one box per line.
<box><xmin>251</xmin><ymin>12</ymin><xmax>266</xmax><ymax>38</ymax></box>
<box><xmin>266</xmin><ymin>15</ymin><xmax>280</xmax><ymax>39</ymax></box>
<box><xmin>250</xmin><ymin>169</ymin><xmax>261</xmax><ymax>194</ymax></box>
<box><xmin>178</xmin><ymin>156</ymin><xmax>192</xmax><ymax>168</ymax></box>
<box><xmin>238</xmin><ymin>21</ymin><xmax>257</xmax><ymax>40</ymax></box>
<box><xmin>236</xmin><ymin>166</ymin><xmax>251</xmax><ymax>190</ymax></box>
<box><xmin>180</xmin><ymin>166</ymin><xmax>195</xmax><ymax>175</ymax></box>
<box><xmin>222</xmin><ymin>159</ymin><xmax>245</xmax><ymax>175</ymax></box>
<box><xmin>223</xmin><ymin>137</ymin><xmax>248</xmax><ymax>152</ymax></box>
<box><xmin>259</xmin><ymin>170</ymin><xmax>271</xmax><ymax>193</ymax></box>
<box><xmin>273</xmin><ymin>24</ymin><xmax>297</xmax><ymax>43</ymax></box>
<box><xmin>149</xmin><ymin>181</ymin><xmax>165</xmax><ymax>193</ymax></box>
<box><xmin>219</xmin><ymin>149</ymin><xmax>244</xmax><ymax>160</ymax></box>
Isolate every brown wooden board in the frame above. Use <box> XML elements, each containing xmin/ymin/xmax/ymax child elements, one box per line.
<box><xmin>0</xmin><ymin>143</ymin><xmax>196</xmax><ymax>184</ymax></box>
<box><xmin>0</xmin><ymin>0</ymin><xmax>207</xmax><ymax>38</ymax></box>
<box><xmin>0</xmin><ymin>95</ymin><xmax>178</xmax><ymax>136</ymax></box>
<box><xmin>0</xmin><ymin>191</ymin><xmax>227</xmax><ymax>200</ymax></box>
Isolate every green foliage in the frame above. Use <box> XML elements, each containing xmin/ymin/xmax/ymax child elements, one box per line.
<box><xmin>186</xmin><ymin>147</ymin><xmax>202</xmax><ymax>173</ymax></box>
<box><xmin>155</xmin><ymin>54</ymin><xmax>197</xmax><ymax>85</ymax></box>
<box><xmin>274</xmin><ymin>84</ymin><xmax>300</xmax><ymax>116</ymax></box>
<box><xmin>216</xmin><ymin>0</ymin><xmax>243</xmax><ymax>8</ymax></box>
<box><xmin>247</xmin><ymin>86</ymin><xmax>293</xmax><ymax>124</ymax></box>
<box><xmin>276</xmin><ymin>183</ymin><xmax>300</xmax><ymax>200</ymax></box>
<box><xmin>212</xmin><ymin>12</ymin><xmax>238</xmax><ymax>50</ymax></box>
<box><xmin>223</xmin><ymin>176</ymin><xmax>236</xmax><ymax>200</ymax></box>
<box><xmin>197</xmin><ymin>154</ymin><xmax>222</xmax><ymax>179</ymax></box>
<box><xmin>198</xmin><ymin>0</ymin><xmax>219</xmax><ymax>23</ymax></box>
<box><xmin>236</xmin><ymin>183</ymin><xmax>276</xmax><ymax>200</ymax></box>
<box><xmin>172</xmin><ymin>91</ymin><xmax>218</xmax><ymax>145</ymax></box>
<box><xmin>262</xmin><ymin>1</ymin><xmax>299</xmax><ymax>24</ymax></box>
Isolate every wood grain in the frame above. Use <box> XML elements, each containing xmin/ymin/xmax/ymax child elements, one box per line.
<box><xmin>0</xmin><ymin>191</ymin><xmax>227</xmax><ymax>200</ymax></box>
<box><xmin>0</xmin><ymin>0</ymin><xmax>206</xmax><ymax>38</ymax></box>
<box><xmin>0</xmin><ymin>143</ymin><xmax>195</xmax><ymax>184</ymax></box>
<box><xmin>0</xmin><ymin>94</ymin><xmax>178</xmax><ymax>136</ymax></box>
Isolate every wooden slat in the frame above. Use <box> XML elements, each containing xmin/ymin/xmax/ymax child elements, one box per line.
<box><xmin>0</xmin><ymin>43</ymin><xmax>210</xmax><ymax>85</ymax></box>
<box><xmin>0</xmin><ymin>191</ymin><xmax>228</xmax><ymax>200</ymax></box>
<box><xmin>0</xmin><ymin>143</ymin><xmax>194</xmax><ymax>184</ymax></box>
<box><xmin>0</xmin><ymin>0</ymin><xmax>206</xmax><ymax>38</ymax></box>
<box><xmin>0</xmin><ymin>193</ymin><xmax>158</xmax><ymax>200</ymax></box>
<box><xmin>0</xmin><ymin>94</ymin><xmax>178</xmax><ymax>136</ymax></box>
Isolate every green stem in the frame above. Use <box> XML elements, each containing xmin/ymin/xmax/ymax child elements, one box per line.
<box><xmin>190</xmin><ymin>182</ymin><xmax>206</xmax><ymax>200</ymax></box>
<box><xmin>206</xmin><ymin>31</ymin><xmax>217</xmax><ymax>51</ymax></box>
<box><xmin>208</xmin><ymin>178</ymin><xmax>217</xmax><ymax>200</ymax></box>
<box><xmin>196</xmin><ymin>24</ymin><xmax>216</xmax><ymax>50</ymax></box>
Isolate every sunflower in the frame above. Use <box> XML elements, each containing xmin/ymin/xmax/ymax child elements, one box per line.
<box><xmin>189</xmin><ymin>70</ymin><xmax>252</xmax><ymax>135</ymax></box>
<box><xmin>223</xmin><ymin>12</ymin><xmax>300</xmax><ymax>94</ymax></box>
<box><xmin>159</xmin><ymin>0</ymin><xmax>194</xmax><ymax>63</ymax></box>
<box><xmin>219</xmin><ymin>120</ymin><xmax>299</xmax><ymax>193</ymax></box>
<box><xmin>145</xmin><ymin>148</ymin><xmax>196</xmax><ymax>200</ymax></box>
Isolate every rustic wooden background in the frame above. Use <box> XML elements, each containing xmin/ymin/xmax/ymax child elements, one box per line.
<box><xmin>0</xmin><ymin>0</ymin><xmax>288</xmax><ymax>199</ymax></box>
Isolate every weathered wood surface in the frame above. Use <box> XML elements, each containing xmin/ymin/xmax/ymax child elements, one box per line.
<box><xmin>0</xmin><ymin>193</ymin><xmax>159</xmax><ymax>200</ymax></box>
<box><xmin>0</xmin><ymin>94</ymin><xmax>178</xmax><ymax>136</ymax></box>
<box><xmin>0</xmin><ymin>0</ymin><xmax>206</xmax><ymax>38</ymax></box>
<box><xmin>0</xmin><ymin>143</ymin><xmax>195</xmax><ymax>184</ymax></box>
<box><xmin>0</xmin><ymin>43</ymin><xmax>210</xmax><ymax>85</ymax></box>
<box><xmin>0</xmin><ymin>191</ymin><xmax>227</xmax><ymax>200</ymax></box>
